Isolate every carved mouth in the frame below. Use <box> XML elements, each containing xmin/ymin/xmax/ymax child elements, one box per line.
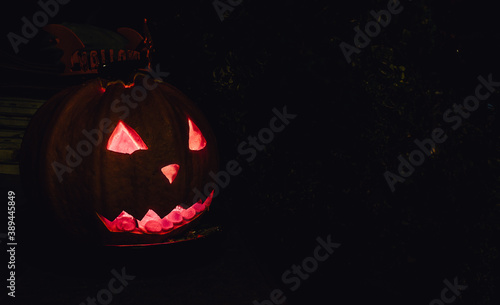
<box><xmin>97</xmin><ymin>191</ymin><xmax>213</xmax><ymax>235</ymax></box>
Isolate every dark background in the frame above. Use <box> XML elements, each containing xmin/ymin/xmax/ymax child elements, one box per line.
<box><xmin>1</xmin><ymin>0</ymin><xmax>499</xmax><ymax>304</ymax></box>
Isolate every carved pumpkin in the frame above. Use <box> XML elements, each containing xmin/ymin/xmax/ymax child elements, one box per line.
<box><xmin>20</xmin><ymin>70</ymin><xmax>218</xmax><ymax>247</ymax></box>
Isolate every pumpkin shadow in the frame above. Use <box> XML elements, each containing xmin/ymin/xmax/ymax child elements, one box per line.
<box><xmin>23</xmin><ymin>223</ymin><xmax>226</xmax><ymax>280</ymax></box>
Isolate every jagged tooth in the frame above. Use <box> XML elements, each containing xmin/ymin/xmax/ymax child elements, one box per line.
<box><xmin>141</xmin><ymin>209</ymin><xmax>161</xmax><ymax>221</ymax></box>
<box><xmin>161</xmin><ymin>218</ymin><xmax>174</xmax><ymax>231</ymax></box>
<box><xmin>144</xmin><ymin>220</ymin><xmax>162</xmax><ymax>233</ymax></box>
<box><xmin>116</xmin><ymin>210</ymin><xmax>135</xmax><ymax>219</ymax></box>
<box><xmin>97</xmin><ymin>211</ymin><xmax>138</xmax><ymax>232</ymax></box>
<box><xmin>190</xmin><ymin>202</ymin><xmax>206</xmax><ymax>213</ymax></box>
<box><xmin>138</xmin><ymin>209</ymin><xmax>162</xmax><ymax>233</ymax></box>
<box><xmin>181</xmin><ymin>208</ymin><xmax>196</xmax><ymax>220</ymax></box>
<box><xmin>96</xmin><ymin>213</ymin><xmax>118</xmax><ymax>232</ymax></box>
<box><xmin>98</xmin><ymin>196</ymin><xmax>213</xmax><ymax>234</ymax></box>
<box><xmin>173</xmin><ymin>205</ymin><xmax>185</xmax><ymax>212</ymax></box>
<box><xmin>203</xmin><ymin>190</ymin><xmax>214</xmax><ymax>207</ymax></box>
<box><xmin>116</xmin><ymin>218</ymin><xmax>136</xmax><ymax>232</ymax></box>
<box><xmin>165</xmin><ymin>210</ymin><xmax>183</xmax><ymax>224</ymax></box>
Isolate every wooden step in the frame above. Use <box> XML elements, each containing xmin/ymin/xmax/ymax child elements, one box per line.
<box><xmin>0</xmin><ymin>130</ymin><xmax>24</xmax><ymax>138</ymax></box>
<box><xmin>0</xmin><ymin>138</ymin><xmax>22</xmax><ymax>163</ymax></box>
<box><xmin>0</xmin><ymin>115</ymin><xmax>32</xmax><ymax>129</ymax></box>
<box><xmin>0</xmin><ymin>96</ymin><xmax>47</xmax><ymax>175</ymax></box>
<box><xmin>0</xmin><ymin>163</ymin><xmax>19</xmax><ymax>175</ymax></box>
<box><xmin>0</xmin><ymin>97</ymin><xmax>45</xmax><ymax>116</ymax></box>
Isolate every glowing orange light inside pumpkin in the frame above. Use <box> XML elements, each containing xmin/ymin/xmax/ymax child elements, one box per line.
<box><xmin>107</xmin><ymin>121</ymin><xmax>148</xmax><ymax>154</ymax></box>
<box><xmin>188</xmin><ymin>118</ymin><xmax>207</xmax><ymax>151</ymax></box>
<box><xmin>161</xmin><ymin>164</ymin><xmax>180</xmax><ymax>184</ymax></box>
<box><xmin>96</xmin><ymin>190</ymin><xmax>214</xmax><ymax>236</ymax></box>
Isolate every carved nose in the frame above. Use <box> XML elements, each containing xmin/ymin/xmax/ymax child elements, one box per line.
<box><xmin>161</xmin><ymin>164</ymin><xmax>180</xmax><ymax>184</ymax></box>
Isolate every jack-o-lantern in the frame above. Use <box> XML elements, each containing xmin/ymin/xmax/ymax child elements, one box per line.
<box><xmin>20</xmin><ymin>69</ymin><xmax>218</xmax><ymax>247</ymax></box>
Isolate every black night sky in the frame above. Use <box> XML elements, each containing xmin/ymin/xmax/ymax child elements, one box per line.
<box><xmin>0</xmin><ymin>0</ymin><xmax>499</xmax><ymax>304</ymax></box>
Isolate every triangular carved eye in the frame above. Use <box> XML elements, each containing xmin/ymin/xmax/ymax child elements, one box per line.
<box><xmin>107</xmin><ymin>121</ymin><xmax>148</xmax><ymax>154</ymax></box>
<box><xmin>188</xmin><ymin>117</ymin><xmax>206</xmax><ymax>151</ymax></box>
